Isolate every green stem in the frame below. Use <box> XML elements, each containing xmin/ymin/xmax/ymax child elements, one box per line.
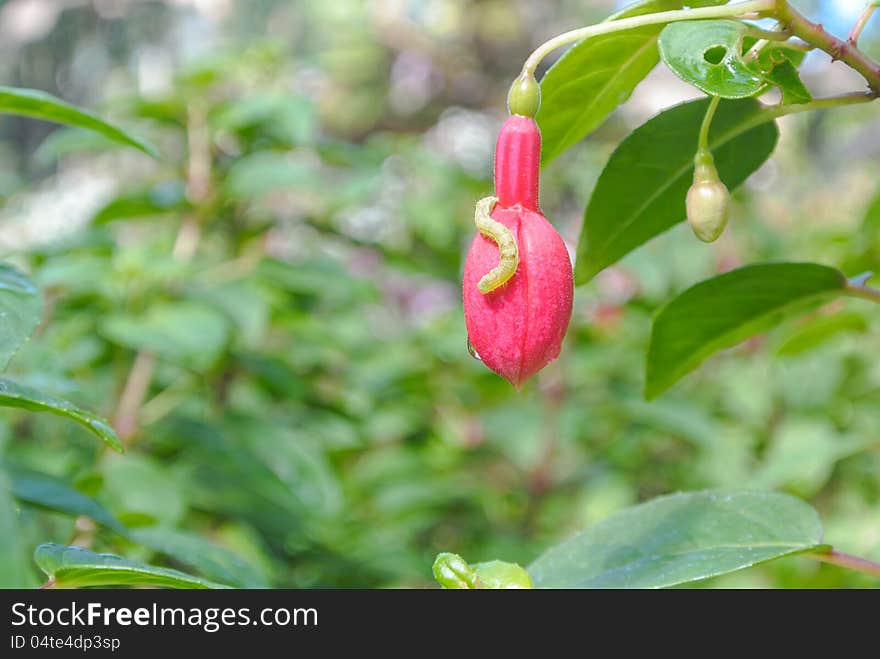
<box><xmin>849</xmin><ymin>3</ymin><xmax>878</xmax><ymax>45</ymax></box>
<box><xmin>697</xmin><ymin>95</ymin><xmax>721</xmax><ymax>156</ymax></box>
<box><xmin>775</xmin><ymin>1</ymin><xmax>880</xmax><ymax>92</ymax></box>
<box><xmin>808</xmin><ymin>549</ymin><xmax>880</xmax><ymax>577</ymax></box>
<box><xmin>521</xmin><ymin>0</ymin><xmax>777</xmax><ymax>75</ymax></box>
<box><xmin>742</xmin><ymin>26</ymin><xmax>791</xmax><ymax>42</ymax></box>
<box><xmin>763</xmin><ymin>91</ymin><xmax>877</xmax><ymax>121</ymax></box>
<box><xmin>846</xmin><ymin>282</ymin><xmax>880</xmax><ymax>303</ymax></box>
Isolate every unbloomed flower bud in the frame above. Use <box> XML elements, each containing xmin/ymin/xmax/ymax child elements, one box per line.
<box><xmin>463</xmin><ymin>115</ymin><xmax>573</xmax><ymax>387</ymax></box>
<box><xmin>686</xmin><ymin>156</ymin><xmax>730</xmax><ymax>243</ymax></box>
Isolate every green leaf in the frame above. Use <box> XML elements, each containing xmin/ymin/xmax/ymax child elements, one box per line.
<box><xmin>659</xmin><ymin>21</ymin><xmax>767</xmax><ymax>98</ymax></box>
<box><xmin>101</xmin><ymin>302</ymin><xmax>230</xmax><ymax>371</ymax></box>
<box><xmin>224</xmin><ymin>151</ymin><xmax>319</xmax><ymax>199</ymax></box>
<box><xmin>0</xmin><ymin>263</ymin><xmax>42</xmax><ymax>372</ymax></box>
<box><xmin>0</xmin><ymin>86</ymin><xmax>157</xmax><ymax>157</ymax></box>
<box><xmin>0</xmin><ymin>471</ymin><xmax>32</xmax><ymax>587</ymax></box>
<box><xmin>130</xmin><ymin>527</ymin><xmax>268</xmax><ymax>588</ymax></box>
<box><xmin>0</xmin><ymin>378</ymin><xmax>123</xmax><ymax>452</ymax></box>
<box><xmin>91</xmin><ymin>183</ymin><xmax>189</xmax><ymax>225</ymax></box>
<box><xmin>34</xmin><ymin>543</ymin><xmax>230</xmax><ymax>589</ymax></box>
<box><xmin>575</xmin><ymin>98</ymin><xmax>778</xmax><ymax>283</ymax></box>
<box><xmin>752</xmin><ymin>52</ymin><xmax>811</xmax><ymax>105</ymax></box>
<box><xmin>748</xmin><ymin>420</ymin><xmax>874</xmax><ymax>497</ymax></box>
<box><xmin>645</xmin><ymin>263</ymin><xmax>848</xmax><ymax>399</ymax></box>
<box><xmin>528</xmin><ymin>490</ymin><xmax>825</xmax><ymax>588</ymax></box>
<box><xmin>101</xmin><ymin>454</ymin><xmax>186</xmax><ymax>527</ymax></box>
<box><xmin>8</xmin><ymin>468</ymin><xmax>126</xmax><ymax>534</ymax></box>
<box><xmin>538</xmin><ymin>0</ymin><xmax>683</xmax><ymax>166</ymax></box>
<box><xmin>775</xmin><ymin>311</ymin><xmax>868</xmax><ymax>357</ymax></box>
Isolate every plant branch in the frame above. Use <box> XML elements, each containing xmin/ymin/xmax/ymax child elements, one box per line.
<box><xmin>808</xmin><ymin>549</ymin><xmax>880</xmax><ymax>577</ymax></box>
<box><xmin>775</xmin><ymin>1</ymin><xmax>880</xmax><ymax>92</ymax></box>
<box><xmin>763</xmin><ymin>91</ymin><xmax>877</xmax><ymax>121</ymax></box>
<box><xmin>112</xmin><ymin>104</ymin><xmax>212</xmax><ymax>445</ymax></box>
<box><xmin>849</xmin><ymin>3</ymin><xmax>878</xmax><ymax>46</ymax></box>
<box><xmin>521</xmin><ymin>0</ymin><xmax>776</xmax><ymax>75</ymax></box>
<box><xmin>846</xmin><ymin>281</ymin><xmax>880</xmax><ymax>303</ymax></box>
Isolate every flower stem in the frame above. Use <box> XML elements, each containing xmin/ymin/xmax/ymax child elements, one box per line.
<box><xmin>521</xmin><ymin>0</ymin><xmax>777</xmax><ymax>75</ymax></box>
<box><xmin>848</xmin><ymin>3</ymin><xmax>878</xmax><ymax>46</ymax></box>
<box><xmin>808</xmin><ymin>549</ymin><xmax>880</xmax><ymax>577</ymax></box>
<box><xmin>697</xmin><ymin>95</ymin><xmax>721</xmax><ymax>156</ymax></box>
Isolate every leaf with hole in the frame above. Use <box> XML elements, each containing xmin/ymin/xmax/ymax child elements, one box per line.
<box><xmin>659</xmin><ymin>20</ymin><xmax>767</xmax><ymax>98</ymax></box>
<box><xmin>645</xmin><ymin>263</ymin><xmax>849</xmax><ymax>399</ymax></box>
<box><xmin>528</xmin><ymin>490</ymin><xmax>825</xmax><ymax>588</ymax></box>
<box><xmin>0</xmin><ymin>86</ymin><xmax>157</xmax><ymax>157</ymax></box>
<box><xmin>35</xmin><ymin>543</ymin><xmax>230</xmax><ymax>589</ymax></box>
<box><xmin>0</xmin><ymin>378</ymin><xmax>123</xmax><ymax>452</ymax></box>
<box><xmin>575</xmin><ymin>98</ymin><xmax>777</xmax><ymax>283</ymax></box>
<box><xmin>0</xmin><ymin>263</ymin><xmax>42</xmax><ymax>373</ymax></box>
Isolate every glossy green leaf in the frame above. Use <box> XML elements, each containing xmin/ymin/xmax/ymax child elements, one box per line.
<box><xmin>8</xmin><ymin>468</ymin><xmax>126</xmax><ymax>534</ymax></box>
<box><xmin>659</xmin><ymin>21</ymin><xmax>766</xmax><ymax>98</ymax></box>
<box><xmin>130</xmin><ymin>527</ymin><xmax>268</xmax><ymax>588</ymax></box>
<box><xmin>538</xmin><ymin>0</ymin><xmax>684</xmax><ymax>166</ymax></box>
<box><xmin>529</xmin><ymin>490</ymin><xmax>825</xmax><ymax>588</ymax></box>
<box><xmin>576</xmin><ymin>98</ymin><xmax>777</xmax><ymax>283</ymax></box>
<box><xmin>0</xmin><ymin>263</ymin><xmax>42</xmax><ymax>372</ymax></box>
<box><xmin>0</xmin><ymin>86</ymin><xmax>157</xmax><ymax>157</ymax></box>
<box><xmin>0</xmin><ymin>378</ymin><xmax>123</xmax><ymax>452</ymax></box>
<box><xmin>35</xmin><ymin>543</ymin><xmax>230</xmax><ymax>589</ymax></box>
<box><xmin>646</xmin><ymin>263</ymin><xmax>848</xmax><ymax>399</ymax></box>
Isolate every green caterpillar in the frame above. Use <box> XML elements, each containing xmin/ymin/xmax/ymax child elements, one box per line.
<box><xmin>474</xmin><ymin>196</ymin><xmax>519</xmax><ymax>293</ymax></box>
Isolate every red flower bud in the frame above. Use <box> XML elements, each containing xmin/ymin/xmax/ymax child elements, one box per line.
<box><xmin>463</xmin><ymin>115</ymin><xmax>574</xmax><ymax>387</ymax></box>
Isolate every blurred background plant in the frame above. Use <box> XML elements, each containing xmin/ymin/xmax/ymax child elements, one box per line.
<box><xmin>1</xmin><ymin>0</ymin><xmax>879</xmax><ymax>588</ymax></box>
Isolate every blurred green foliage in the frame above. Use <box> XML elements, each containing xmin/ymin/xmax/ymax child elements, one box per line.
<box><xmin>0</xmin><ymin>0</ymin><xmax>879</xmax><ymax>588</ymax></box>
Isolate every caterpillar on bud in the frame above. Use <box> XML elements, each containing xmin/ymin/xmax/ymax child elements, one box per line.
<box><xmin>473</xmin><ymin>196</ymin><xmax>519</xmax><ymax>293</ymax></box>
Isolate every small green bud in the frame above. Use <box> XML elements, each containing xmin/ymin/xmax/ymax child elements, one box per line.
<box><xmin>507</xmin><ymin>72</ymin><xmax>541</xmax><ymax>118</ymax></box>
<box><xmin>687</xmin><ymin>155</ymin><xmax>730</xmax><ymax>243</ymax></box>
<box><xmin>473</xmin><ymin>560</ymin><xmax>533</xmax><ymax>589</ymax></box>
<box><xmin>432</xmin><ymin>552</ymin><xmax>478</xmax><ymax>589</ymax></box>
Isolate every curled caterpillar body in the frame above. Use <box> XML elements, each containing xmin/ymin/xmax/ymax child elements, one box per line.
<box><xmin>474</xmin><ymin>196</ymin><xmax>519</xmax><ymax>293</ymax></box>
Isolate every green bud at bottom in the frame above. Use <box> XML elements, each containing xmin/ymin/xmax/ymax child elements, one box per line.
<box><xmin>432</xmin><ymin>553</ymin><xmax>533</xmax><ymax>589</ymax></box>
<box><xmin>432</xmin><ymin>552</ymin><xmax>478</xmax><ymax>589</ymax></box>
<box><xmin>687</xmin><ymin>157</ymin><xmax>730</xmax><ymax>243</ymax></box>
<box><xmin>507</xmin><ymin>72</ymin><xmax>541</xmax><ymax>118</ymax></box>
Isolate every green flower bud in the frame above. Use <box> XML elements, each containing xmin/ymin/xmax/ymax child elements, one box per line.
<box><xmin>686</xmin><ymin>155</ymin><xmax>730</xmax><ymax>243</ymax></box>
<box><xmin>507</xmin><ymin>72</ymin><xmax>541</xmax><ymax>118</ymax></box>
<box><xmin>472</xmin><ymin>560</ymin><xmax>533</xmax><ymax>589</ymax></box>
<box><xmin>432</xmin><ymin>552</ymin><xmax>478</xmax><ymax>589</ymax></box>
